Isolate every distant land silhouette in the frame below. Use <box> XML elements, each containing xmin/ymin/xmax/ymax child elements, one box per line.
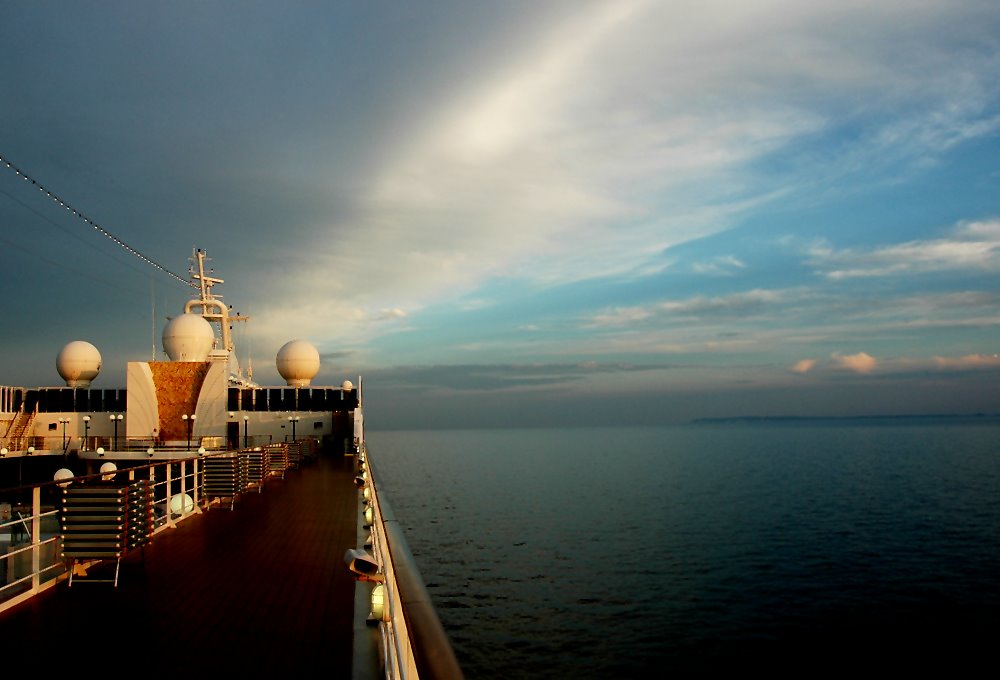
<box><xmin>691</xmin><ymin>413</ymin><xmax>1000</xmax><ymax>424</ymax></box>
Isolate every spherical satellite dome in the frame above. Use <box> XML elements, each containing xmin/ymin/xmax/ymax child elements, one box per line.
<box><xmin>276</xmin><ymin>339</ymin><xmax>320</xmax><ymax>387</ymax></box>
<box><xmin>162</xmin><ymin>313</ymin><xmax>215</xmax><ymax>361</ymax></box>
<box><xmin>56</xmin><ymin>340</ymin><xmax>102</xmax><ymax>387</ymax></box>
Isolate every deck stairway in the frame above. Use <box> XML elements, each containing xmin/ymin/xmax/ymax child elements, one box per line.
<box><xmin>1</xmin><ymin>410</ymin><xmax>34</xmax><ymax>451</ymax></box>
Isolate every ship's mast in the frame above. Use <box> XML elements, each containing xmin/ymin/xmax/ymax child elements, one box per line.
<box><xmin>184</xmin><ymin>249</ymin><xmax>249</xmax><ymax>355</ymax></box>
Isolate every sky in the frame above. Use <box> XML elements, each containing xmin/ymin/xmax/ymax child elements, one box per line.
<box><xmin>1</xmin><ymin>0</ymin><xmax>998</xmax><ymax>428</ymax></box>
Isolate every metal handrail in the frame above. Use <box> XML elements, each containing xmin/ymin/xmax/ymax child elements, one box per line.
<box><xmin>0</xmin><ymin>450</ymin><xmax>244</xmax><ymax>612</ymax></box>
<box><xmin>366</xmin><ymin>446</ymin><xmax>465</xmax><ymax>680</ymax></box>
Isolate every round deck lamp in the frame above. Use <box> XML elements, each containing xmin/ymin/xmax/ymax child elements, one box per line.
<box><xmin>54</xmin><ymin>468</ymin><xmax>74</xmax><ymax>487</ymax></box>
<box><xmin>369</xmin><ymin>584</ymin><xmax>388</xmax><ymax>623</ymax></box>
<box><xmin>169</xmin><ymin>493</ymin><xmax>195</xmax><ymax>515</ymax></box>
<box><xmin>100</xmin><ymin>462</ymin><xmax>117</xmax><ymax>480</ymax></box>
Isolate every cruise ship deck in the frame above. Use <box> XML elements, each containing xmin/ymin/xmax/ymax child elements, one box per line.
<box><xmin>0</xmin><ymin>451</ymin><xmax>374</xmax><ymax>675</ymax></box>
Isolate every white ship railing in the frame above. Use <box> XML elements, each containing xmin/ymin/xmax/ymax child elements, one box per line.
<box><xmin>0</xmin><ymin>455</ymin><xmax>208</xmax><ymax>612</ymax></box>
<box><xmin>361</xmin><ymin>444</ymin><xmax>464</xmax><ymax>680</ymax></box>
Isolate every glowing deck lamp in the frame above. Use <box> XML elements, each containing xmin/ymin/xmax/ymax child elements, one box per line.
<box><xmin>369</xmin><ymin>584</ymin><xmax>388</xmax><ymax>623</ymax></box>
<box><xmin>100</xmin><ymin>462</ymin><xmax>117</xmax><ymax>480</ymax></box>
<box><xmin>97</xmin><ymin>447</ymin><xmax>105</xmax><ymax>457</ymax></box>
<box><xmin>169</xmin><ymin>493</ymin><xmax>195</xmax><ymax>515</ymax></box>
<box><xmin>54</xmin><ymin>468</ymin><xmax>74</xmax><ymax>488</ymax></box>
<box><xmin>0</xmin><ymin>448</ymin><xmax>6</xmax><ymax>458</ymax></box>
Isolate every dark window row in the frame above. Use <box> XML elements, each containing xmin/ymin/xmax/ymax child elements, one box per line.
<box><xmin>227</xmin><ymin>387</ymin><xmax>358</xmax><ymax>413</ymax></box>
<box><xmin>32</xmin><ymin>388</ymin><xmax>127</xmax><ymax>413</ymax></box>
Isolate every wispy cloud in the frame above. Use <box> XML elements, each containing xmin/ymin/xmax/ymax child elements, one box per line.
<box><xmin>586</xmin><ymin>289</ymin><xmax>792</xmax><ymax>328</ymax></box>
<box><xmin>791</xmin><ymin>359</ymin><xmax>816</xmax><ymax>374</ymax></box>
<box><xmin>256</xmin><ymin>1</ymin><xmax>1000</xmax><ymax>350</ymax></box>
<box><xmin>831</xmin><ymin>351</ymin><xmax>878</xmax><ymax>374</ymax></box>
<box><xmin>810</xmin><ymin>219</ymin><xmax>1000</xmax><ymax>279</ymax></box>
<box><xmin>933</xmin><ymin>353</ymin><xmax>1000</xmax><ymax>371</ymax></box>
<box><xmin>692</xmin><ymin>255</ymin><xmax>748</xmax><ymax>275</ymax></box>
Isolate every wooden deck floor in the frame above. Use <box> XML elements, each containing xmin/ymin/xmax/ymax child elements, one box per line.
<box><xmin>0</xmin><ymin>452</ymin><xmax>365</xmax><ymax>673</ymax></box>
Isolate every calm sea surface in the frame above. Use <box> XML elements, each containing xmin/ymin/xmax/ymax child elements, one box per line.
<box><xmin>367</xmin><ymin>420</ymin><xmax>999</xmax><ymax>678</ymax></box>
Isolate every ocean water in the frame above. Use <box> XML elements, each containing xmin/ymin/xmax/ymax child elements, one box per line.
<box><xmin>367</xmin><ymin>420</ymin><xmax>1000</xmax><ymax>678</ymax></box>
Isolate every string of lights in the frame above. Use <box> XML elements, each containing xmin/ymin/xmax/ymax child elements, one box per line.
<box><xmin>1</xmin><ymin>153</ymin><xmax>195</xmax><ymax>287</ymax></box>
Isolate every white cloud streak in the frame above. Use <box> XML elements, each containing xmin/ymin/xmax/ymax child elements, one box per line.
<box><xmin>245</xmin><ymin>1</ymin><xmax>999</xmax><ymax>353</ymax></box>
<box><xmin>811</xmin><ymin>219</ymin><xmax>1000</xmax><ymax>279</ymax></box>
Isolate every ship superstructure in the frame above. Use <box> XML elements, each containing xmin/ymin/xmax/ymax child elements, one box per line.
<box><xmin>0</xmin><ymin>249</ymin><xmax>360</xmax><ymax>470</ymax></box>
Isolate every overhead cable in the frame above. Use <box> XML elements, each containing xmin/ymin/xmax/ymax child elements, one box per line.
<box><xmin>0</xmin><ymin>153</ymin><xmax>194</xmax><ymax>287</ymax></box>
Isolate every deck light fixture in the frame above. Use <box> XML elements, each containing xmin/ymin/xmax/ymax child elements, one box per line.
<box><xmin>169</xmin><ymin>493</ymin><xmax>195</xmax><ymax>516</ymax></box>
<box><xmin>82</xmin><ymin>415</ymin><xmax>91</xmax><ymax>451</ymax></box>
<box><xmin>59</xmin><ymin>417</ymin><xmax>70</xmax><ymax>451</ymax></box>
<box><xmin>100</xmin><ymin>462</ymin><xmax>117</xmax><ymax>480</ymax></box>
<box><xmin>54</xmin><ymin>468</ymin><xmax>74</xmax><ymax>488</ymax></box>
<box><xmin>369</xmin><ymin>584</ymin><xmax>389</xmax><ymax>624</ymax></box>
<box><xmin>110</xmin><ymin>414</ymin><xmax>123</xmax><ymax>450</ymax></box>
<box><xmin>344</xmin><ymin>548</ymin><xmax>383</xmax><ymax>582</ymax></box>
<box><xmin>182</xmin><ymin>414</ymin><xmax>196</xmax><ymax>450</ymax></box>
<box><xmin>97</xmin><ymin>447</ymin><xmax>105</xmax><ymax>457</ymax></box>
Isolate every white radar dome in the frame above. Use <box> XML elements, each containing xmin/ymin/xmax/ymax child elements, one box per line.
<box><xmin>56</xmin><ymin>340</ymin><xmax>102</xmax><ymax>387</ymax></box>
<box><xmin>276</xmin><ymin>340</ymin><xmax>320</xmax><ymax>387</ymax></box>
<box><xmin>162</xmin><ymin>313</ymin><xmax>215</xmax><ymax>362</ymax></box>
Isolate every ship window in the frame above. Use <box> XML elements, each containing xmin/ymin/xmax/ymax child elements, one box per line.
<box><xmin>228</xmin><ymin>388</ymin><xmax>239</xmax><ymax>412</ymax></box>
<box><xmin>48</xmin><ymin>422</ymin><xmax>57</xmax><ymax>431</ymax></box>
<box><xmin>298</xmin><ymin>389</ymin><xmax>312</xmax><ymax>412</ymax></box>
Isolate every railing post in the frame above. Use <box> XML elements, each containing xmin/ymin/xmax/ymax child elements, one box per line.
<box><xmin>31</xmin><ymin>486</ymin><xmax>41</xmax><ymax>592</ymax></box>
<box><xmin>192</xmin><ymin>457</ymin><xmax>200</xmax><ymax>509</ymax></box>
<box><xmin>166</xmin><ymin>462</ymin><xmax>175</xmax><ymax>529</ymax></box>
<box><xmin>180</xmin><ymin>460</ymin><xmax>187</xmax><ymax>516</ymax></box>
